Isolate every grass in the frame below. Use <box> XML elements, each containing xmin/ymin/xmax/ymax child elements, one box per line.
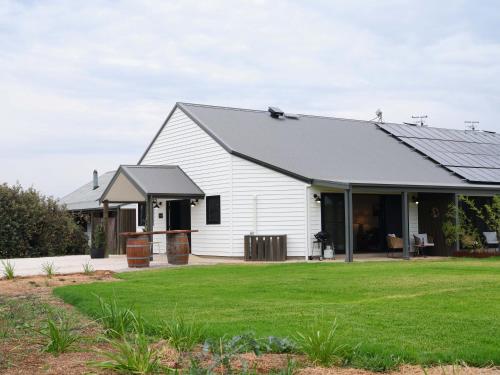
<box><xmin>54</xmin><ymin>258</ymin><xmax>500</xmax><ymax>367</ymax></box>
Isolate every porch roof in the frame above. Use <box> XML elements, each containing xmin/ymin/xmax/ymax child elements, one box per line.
<box><xmin>100</xmin><ymin>165</ymin><xmax>205</xmax><ymax>203</ymax></box>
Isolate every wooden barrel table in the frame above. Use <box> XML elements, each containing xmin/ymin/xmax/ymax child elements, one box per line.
<box><xmin>126</xmin><ymin>235</ymin><xmax>150</xmax><ymax>268</ymax></box>
<box><xmin>167</xmin><ymin>232</ymin><xmax>190</xmax><ymax>265</ymax></box>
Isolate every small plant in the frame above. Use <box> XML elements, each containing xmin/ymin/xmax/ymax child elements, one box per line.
<box><xmin>41</xmin><ymin>261</ymin><xmax>56</xmax><ymax>278</ymax></box>
<box><xmin>1</xmin><ymin>260</ymin><xmax>15</xmax><ymax>279</ymax></box>
<box><xmin>92</xmin><ymin>332</ymin><xmax>167</xmax><ymax>374</ymax></box>
<box><xmin>294</xmin><ymin>317</ymin><xmax>344</xmax><ymax>367</ymax></box>
<box><xmin>82</xmin><ymin>261</ymin><xmax>95</xmax><ymax>275</ymax></box>
<box><xmin>270</xmin><ymin>358</ymin><xmax>298</xmax><ymax>375</ymax></box>
<box><xmin>95</xmin><ymin>295</ymin><xmax>141</xmax><ymax>338</ymax></box>
<box><xmin>40</xmin><ymin>315</ymin><xmax>80</xmax><ymax>355</ymax></box>
<box><xmin>157</xmin><ymin>314</ymin><xmax>205</xmax><ymax>352</ymax></box>
<box><xmin>261</xmin><ymin>336</ymin><xmax>297</xmax><ymax>354</ymax></box>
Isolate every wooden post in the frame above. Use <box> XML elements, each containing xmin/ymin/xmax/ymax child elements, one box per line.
<box><xmin>145</xmin><ymin>195</ymin><xmax>154</xmax><ymax>260</ymax></box>
<box><xmin>455</xmin><ymin>193</ymin><xmax>460</xmax><ymax>252</ymax></box>
<box><xmin>103</xmin><ymin>200</ymin><xmax>109</xmax><ymax>258</ymax></box>
<box><xmin>402</xmin><ymin>192</ymin><xmax>410</xmax><ymax>260</ymax></box>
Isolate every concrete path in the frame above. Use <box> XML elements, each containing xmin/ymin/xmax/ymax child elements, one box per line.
<box><xmin>0</xmin><ymin>254</ymin><xmax>243</xmax><ymax>277</ymax></box>
<box><xmin>1</xmin><ymin>253</ymin><xmax>442</xmax><ymax>277</ymax></box>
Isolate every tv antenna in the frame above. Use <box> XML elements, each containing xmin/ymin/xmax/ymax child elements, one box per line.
<box><xmin>370</xmin><ymin>109</ymin><xmax>383</xmax><ymax>123</ymax></box>
<box><xmin>411</xmin><ymin>115</ymin><xmax>428</xmax><ymax>127</ymax></box>
<box><xmin>464</xmin><ymin>121</ymin><xmax>479</xmax><ymax>131</ymax></box>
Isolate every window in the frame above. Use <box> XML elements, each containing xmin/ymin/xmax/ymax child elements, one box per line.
<box><xmin>138</xmin><ymin>202</ymin><xmax>146</xmax><ymax>226</ymax></box>
<box><xmin>206</xmin><ymin>195</ymin><xmax>221</xmax><ymax>225</ymax></box>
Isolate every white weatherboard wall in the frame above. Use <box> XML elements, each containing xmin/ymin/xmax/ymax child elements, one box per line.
<box><xmin>230</xmin><ymin>155</ymin><xmax>308</xmax><ymax>257</ymax></box>
<box><xmin>140</xmin><ymin>108</ymin><xmax>232</xmax><ymax>256</ymax></box>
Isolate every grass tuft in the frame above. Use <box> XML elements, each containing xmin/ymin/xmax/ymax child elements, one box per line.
<box><xmin>294</xmin><ymin>317</ymin><xmax>344</xmax><ymax>367</ymax></box>
<box><xmin>39</xmin><ymin>315</ymin><xmax>80</xmax><ymax>355</ymax></box>
<box><xmin>1</xmin><ymin>260</ymin><xmax>15</xmax><ymax>280</ymax></box>
<box><xmin>91</xmin><ymin>332</ymin><xmax>167</xmax><ymax>374</ymax></box>
<box><xmin>95</xmin><ymin>295</ymin><xmax>142</xmax><ymax>338</ymax></box>
<box><xmin>41</xmin><ymin>261</ymin><xmax>56</xmax><ymax>278</ymax></box>
<box><xmin>156</xmin><ymin>314</ymin><xmax>205</xmax><ymax>352</ymax></box>
<box><xmin>82</xmin><ymin>262</ymin><xmax>95</xmax><ymax>275</ymax></box>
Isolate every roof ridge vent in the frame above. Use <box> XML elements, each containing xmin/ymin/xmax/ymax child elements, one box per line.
<box><xmin>268</xmin><ymin>106</ymin><xmax>284</xmax><ymax>118</ymax></box>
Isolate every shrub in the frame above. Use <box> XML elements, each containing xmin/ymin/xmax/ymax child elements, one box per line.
<box><xmin>294</xmin><ymin>318</ymin><xmax>344</xmax><ymax>367</ymax></box>
<box><xmin>0</xmin><ymin>183</ymin><xmax>88</xmax><ymax>259</ymax></box>
<box><xmin>157</xmin><ymin>315</ymin><xmax>205</xmax><ymax>352</ymax></box>
<box><xmin>92</xmin><ymin>333</ymin><xmax>167</xmax><ymax>374</ymax></box>
<box><xmin>1</xmin><ymin>260</ymin><xmax>15</xmax><ymax>279</ymax></box>
<box><xmin>96</xmin><ymin>295</ymin><xmax>142</xmax><ymax>338</ymax></box>
<box><xmin>40</xmin><ymin>315</ymin><xmax>80</xmax><ymax>355</ymax></box>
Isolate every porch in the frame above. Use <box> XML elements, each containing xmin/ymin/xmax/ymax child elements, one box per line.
<box><xmin>312</xmin><ymin>185</ymin><xmax>497</xmax><ymax>262</ymax></box>
<box><xmin>99</xmin><ymin>165</ymin><xmax>204</xmax><ymax>254</ymax></box>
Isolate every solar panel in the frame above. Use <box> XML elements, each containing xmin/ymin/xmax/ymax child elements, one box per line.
<box><xmin>377</xmin><ymin>123</ymin><xmax>500</xmax><ymax>184</ymax></box>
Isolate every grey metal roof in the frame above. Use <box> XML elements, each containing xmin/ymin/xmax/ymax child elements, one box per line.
<box><xmin>100</xmin><ymin>165</ymin><xmax>204</xmax><ymax>202</ymax></box>
<box><xmin>378</xmin><ymin>123</ymin><xmax>500</xmax><ymax>184</ymax></box>
<box><xmin>159</xmin><ymin>103</ymin><xmax>500</xmax><ymax>190</ymax></box>
<box><xmin>59</xmin><ymin>171</ymin><xmax>120</xmax><ymax>211</ymax></box>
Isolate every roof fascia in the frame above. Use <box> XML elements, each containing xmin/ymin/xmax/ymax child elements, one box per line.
<box><xmin>312</xmin><ymin>179</ymin><xmax>351</xmax><ymax>190</ymax></box>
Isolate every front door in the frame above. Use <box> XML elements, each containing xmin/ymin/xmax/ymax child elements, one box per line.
<box><xmin>167</xmin><ymin>199</ymin><xmax>192</xmax><ymax>249</ymax></box>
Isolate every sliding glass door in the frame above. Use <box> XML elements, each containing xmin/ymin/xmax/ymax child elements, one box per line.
<box><xmin>321</xmin><ymin>193</ymin><xmax>346</xmax><ymax>253</ymax></box>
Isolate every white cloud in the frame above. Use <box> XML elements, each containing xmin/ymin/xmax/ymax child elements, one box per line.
<box><xmin>1</xmin><ymin>0</ymin><xmax>499</xmax><ymax>196</ymax></box>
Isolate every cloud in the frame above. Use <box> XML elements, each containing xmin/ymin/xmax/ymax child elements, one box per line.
<box><xmin>1</xmin><ymin>0</ymin><xmax>499</xmax><ymax>196</ymax></box>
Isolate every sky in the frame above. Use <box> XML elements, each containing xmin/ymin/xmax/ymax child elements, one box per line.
<box><xmin>1</xmin><ymin>0</ymin><xmax>500</xmax><ymax>198</ymax></box>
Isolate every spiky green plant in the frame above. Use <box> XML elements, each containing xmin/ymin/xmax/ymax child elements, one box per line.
<box><xmin>1</xmin><ymin>260</ymin><xmax>15</xmax><ymax>280</ymax></box>
<box><xmin>294</xmin><ymin>318</ymin><xmax>344</xmax><ymax>367</ymax></box>
<box><xmin>82</xmin><ymin>261</ymin><xmax>95</xmax><ymax>275</ymax></box>
<box><xmin>92</xmin><ymin>333</ymin><xmax>167</xmax><ymax>374</ymax></box>
<box><xmin>40</xmin><ymin>315</ymin><xmax>80</xmax><ymax>355</ymax></box>
<box><xmin>157</xmin><ymin>315</ymin><xmax>205</xmax><ymax>352</ymax></box>
<box><xmin>41</xmin><ymin>261</ymin><xmax>56</xmax><ymax>278</ymax></box>
<box><xmin>95</xmin><ymin>295</ymin><xmax>141</xmax><ymax>338</ymax></box>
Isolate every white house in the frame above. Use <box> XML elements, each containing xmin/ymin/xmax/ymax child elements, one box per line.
<box><xmin>68</xmin><ymin>102</ymin><xmax>500</xmax><ymax>261</ymax></box>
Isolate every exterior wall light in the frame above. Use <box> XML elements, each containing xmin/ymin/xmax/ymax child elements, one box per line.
<box><xmin>412</xmin><ymin>196</ymin><xmax>419</xmax><ymax>205</ymax></box>
<box><xmin>190</xmin><ymin>199</ymin><xmax>199</xmax><ymax>207</ymax></box>
<box><xmin>313</xmin><ymin>194</ymin><xmax>321</xmax><ymax>203</ymax></box>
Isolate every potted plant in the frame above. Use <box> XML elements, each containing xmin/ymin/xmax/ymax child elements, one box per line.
<box><xmin>90</xmin><ymin>224</ymin><xmax>106</xmax><ymax>259</ymax></box>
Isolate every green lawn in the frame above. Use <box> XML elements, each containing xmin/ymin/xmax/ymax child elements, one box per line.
<box><xmin>54</xmin><ymin>258</ymin><xmax>500</xmax><ymax>366</ymax></box>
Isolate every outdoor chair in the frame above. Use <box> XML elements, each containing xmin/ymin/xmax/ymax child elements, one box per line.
<box><xmin>483</xmin><ymin>232</ymin><xmax>499</xmax><ymax>252</ymax></box>
<box><xmin>386</xmin><ymin>234</ymin><xmax>403</xmax><ymax>258</ymax></box>
<box><xmin>413</xmin><ymin>233</ymin><xmax>434</xmax><ymax>257</ymax></box>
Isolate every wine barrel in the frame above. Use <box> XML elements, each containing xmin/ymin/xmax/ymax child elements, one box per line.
<box><xmin>126</xmin><ymin>235</ymin><xmax>150</xmax><ymax>268</ymax></box>
<box><xmin>166</xmin><ymin>233</ymin><xmax>190</xmax><ymax>265</ymax></box>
